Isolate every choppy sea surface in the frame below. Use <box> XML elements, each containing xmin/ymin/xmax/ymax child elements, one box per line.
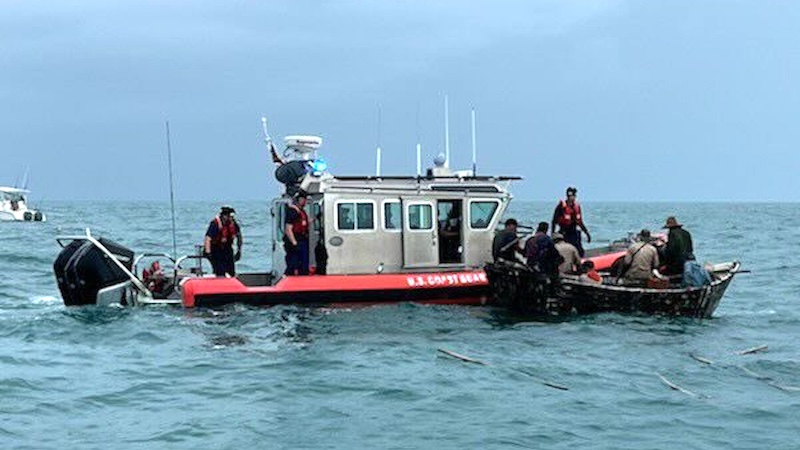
<box><xmin>1</xmin><ymin>200</ymin><xmax>798</xmax><ymax>449</ymax></box>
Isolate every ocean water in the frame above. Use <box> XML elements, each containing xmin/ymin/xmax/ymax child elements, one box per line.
<box><xmin>1</xmin><ymin>201</ymin><xmax>798</xmax><ymax>450</ymax></box>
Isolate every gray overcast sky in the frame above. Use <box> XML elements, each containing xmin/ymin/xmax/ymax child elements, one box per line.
<box><xmin>1</xmin><ymin>1</ymin><xmax>798</xmax><ymax>202</ymax></box>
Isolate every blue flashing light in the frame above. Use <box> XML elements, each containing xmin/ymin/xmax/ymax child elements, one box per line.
<box><xmin>311</xmin><ymin>157</ymin><xmax>328</xmax><ymax>176</ymax></box>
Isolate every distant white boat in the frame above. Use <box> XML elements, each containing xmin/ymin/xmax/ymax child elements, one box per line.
<box><xmin>0</xmin><ymin>187</ymin><xmax>46</xmax><ymax>222</ymax></box>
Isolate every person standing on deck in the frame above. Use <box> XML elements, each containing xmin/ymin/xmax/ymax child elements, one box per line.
<box><xmin>661</xmin><ymin>216</ymin><xmax>694</xmax><ymax>275</ymax></box>
<box><xmin>204</xmin><ymin>206</ymin><xmax>243</xmax><ymax>277</ymax></box>
<box><xmin>552</xmin><ymin>186</ymin><xmax>592</xmax><ymax>257</ymax></box>
<box><xmin>284</xmin><ymin>191</ymin><xmax>310</xmax><ymax>275</ymax></box>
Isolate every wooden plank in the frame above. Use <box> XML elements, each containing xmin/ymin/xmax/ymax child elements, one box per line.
<box><xmin>437</xmin><ymin>348</ymin><xmax>488</xmax><ymax>366</ymax></box>
<box><xmin>656</xmin><ymin>372</ymin><xmax>699</xmax><ymax>398</ymax></box>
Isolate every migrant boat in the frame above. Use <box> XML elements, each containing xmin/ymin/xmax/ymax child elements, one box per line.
<box><xmin>485</xmin><ymin>260</ymin><xmax>741</xmax><ymax>318</ymax></box>
<box><xmin>52</xmin><ymin>133</ymin><xmax>625</xmax><ymax>309</ymax></box>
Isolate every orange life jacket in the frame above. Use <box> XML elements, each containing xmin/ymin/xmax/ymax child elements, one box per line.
<box><xmin>211</xmin><ymin>216</ymin><xmax>238</xmax><ymax>247</ymax></box>
<box><xmin>289</xmin><ymin>204</ymin><xmax>309</xmax><ymax>237</ymax></box>
<box><xmin>557</xmin><ymin>200</ymin><xmax>582</xmax><ymax>228</ymax></box>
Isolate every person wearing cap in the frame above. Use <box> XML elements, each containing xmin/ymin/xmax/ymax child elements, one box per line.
<box><xmin>621</xmin><ymin>229</ymin><xmax>660</xmax><ymax>285</ymax></box>
<box><xmin>492</xmin><ymin>218</ymin><xmax>522</xmax><ymax>262</ymax></box>
<box><xmin>552</xmin><ymin>186</ymin><xmax>591</xmax><ymax>257</ymax></box>
<box><xmin>661</xmin><ymin>216</ymin><xmax>694</xmax><ymax>275</ymax></box>
<box><xmin>204</xmin><ymin>206</ymin><xmax>243</xmax><ymax>276</ymax></box>
<box><xmin>553</xmin><ymin>232</ymin><xmax>582</xmax><ymax>275</ymax></box>
<box><xmin>284</xmin><ymin>191</ymin><xmax>310</xmax><ymax>275</ymax></box>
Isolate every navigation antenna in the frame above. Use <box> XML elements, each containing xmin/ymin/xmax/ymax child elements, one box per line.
<box><xmin>164</xmin><ymin>121</ymin><xmax>178</xmax><ymax>260</ymax></box>
<box><xmin>375</xmin><ymin>104</ymin><xmax>382</xmax><ymax>177</ymax></box>
<box><xmin>415</xmin><ymin>102</ymin><xmax>422</xmax><ymax>176</ymax></box>
<box><xmin>471</xmin><ymin>108</ymin><xmax>477</xmax><ymax>176</ymax></box>
<box><xmin>444</xmin><ymin>95</ymin><xmax>450</xmax><ymax>168</ymax></box>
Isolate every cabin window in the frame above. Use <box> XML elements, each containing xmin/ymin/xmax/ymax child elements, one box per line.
<box><xmin>407</xmin><ymin>203</ymin><xmax>433</xmax><ymax>230</ymax></box>
<box><xmin>469</xmin><ymin>200</ymin><xmax>500</xmax><ymax>229</ymax></box>
<box><xmin>383</xmin><ymin>201</ymin><xmax>401</xmax><ymax>231</ymax></box>
<box><xmin>336</xmin><ymin>201</ymin><xmax>375</xmax><ymax>231</ymax></box>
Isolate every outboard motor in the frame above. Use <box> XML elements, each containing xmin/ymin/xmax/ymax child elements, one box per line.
<box><xmin>23</xmin><ymin>211</ymin><xmax>33</xmax><ymax>221</ymax></box>
<box><xmin>54</xmin><ymin>238</ymin><xmax>135</xmax><ymax>306</ymax></box>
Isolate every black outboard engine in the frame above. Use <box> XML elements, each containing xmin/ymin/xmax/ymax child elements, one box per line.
<box><xmin>54</xmin><ymin>238</ymin><xmax>135</xmax><ymax>306</ymax></box>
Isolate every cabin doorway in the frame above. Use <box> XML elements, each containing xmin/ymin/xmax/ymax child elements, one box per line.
<box><xmin>271</xmin><ymin>198</ymin><xmax>290</xmax><ymax>277</ymax></box>
<box><xmin>437</xmin><ymin>199</ymin><xmax>463</xmax><ymax>264</ymax></box>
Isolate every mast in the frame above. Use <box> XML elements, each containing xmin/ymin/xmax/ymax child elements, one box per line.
<box><xmin>165</xmin><ymin>121</ymin><xmax>178</xmax><ymax>260</ymax></box>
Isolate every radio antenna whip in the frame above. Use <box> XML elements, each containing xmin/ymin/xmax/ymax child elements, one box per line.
<box><xmin>471</xmin><ymin>108</ymin><xmax>477</xmax><ymax>176</ymax></box>
<box><xmin>165</xmin><ymin>121</ymin><xmax>178</xmax><ymax>260</ymax></box>
<box><xmin>415</xmin><ymin>102</ymin><xmax>422</xmax><ymax>176</ymax></box>
<box><xmin>444</xmin><ymin>95</ymin><xmax>450</xmax><ymax>168</ymax></box>
<box><xmin>375</xmin><ymin>104</ymin><xmax>382</xmax><ymax>176</ymax></box>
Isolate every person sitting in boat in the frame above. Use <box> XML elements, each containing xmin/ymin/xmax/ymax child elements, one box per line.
<box><xmin>204</xmin><ymin>206</ymin><xmax>243</xmax><ymax>277</ymax></box>
<box><xmin>660</xmin><ymin>216</ymin><xmax>694</xmax><ymax>276</ymax></box>
<box><xmin>553</xmin><ymin>232</ymin><xmax>582</xmax><ymax>275</ymax></box>
<box><xmin>578</xmin><ymin>260</ymin><xmax>602</xmax><ymax>284</ymax></box>
<box><xmin>284</xmin><ymin>191</ymin><xmax>310</xmax><ymax>276</ymax></box>
<box><xmin>551</xmin><ymin>186</ymin><xmax>592</xmax><ymax>257</ymax></box>
<box><xmin>142</xmin><ymin>260</ymin><xmax>170</xmax><ymax>296</ymax></box>
<box><xmin>621</xmin><ymin>229</ymin><xmax>660</xmax><ymax>286</ymax></box>
<box><xmin>524</xmin><ymin>222</ymin><xmax>560</xmax><ymax>275</ymax></box>
<box><xmin>492</xmin><ymin>218</ymin><xmax>522</xmax><ymax>262</ymax></box>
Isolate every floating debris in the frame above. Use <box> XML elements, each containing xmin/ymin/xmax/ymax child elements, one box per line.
<box><xmin>689</xmin><ymin>353</ymin><xmax>714</xmax><ymax>365</ymax></box>
<box><xmin>767</xmin><ymin>382</ymin><xmax>800</xmax><ymax>393</ymax></box>
<box><xmin>515</xmin><ymin>368</ymin><xmax>569</xmax><ymax>391</ymax></box>
<box><xmin>656</xmin><ymin>372</ymin><xmax>699</xmax><ymax>398</ymax></box>
<box><xmin>737</xmin><ymin>366</ymin><xmax>800</xmax><ymax>393</ymax></box>
<box><xmin>437</xmin><ymin>348</ymin><xmax>488</xmax><ymax>366</ymax></box>
<box><xmin>737</xmin><ymin>345</ymin><xmax>768</xmax><ymax>355</ymax></box>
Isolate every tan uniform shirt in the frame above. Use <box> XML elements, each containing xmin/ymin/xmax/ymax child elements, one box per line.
<box><xmin>555</xmin><ymin>241</ymin><xmax>582</xmax><ymax>274</ymax></box>
<box><xmin>623</xmin><ymin>242</ymin><xmax>659</xmax><ymax>282</ymax></box>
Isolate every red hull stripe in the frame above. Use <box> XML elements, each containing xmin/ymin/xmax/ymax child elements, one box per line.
<box><xmin>181</xmin><ymin>252</ymin><xmax>625</xmax><ymax>308</ymax></box>
<box><xmin>182</xmin><ymin>271</ymin><xmax>489</xmax><ymax>308</ymax></box>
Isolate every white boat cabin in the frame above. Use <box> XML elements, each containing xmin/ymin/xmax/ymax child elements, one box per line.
<box><xmin>270</xmin><ymin>169</ymin><xmax>518</xmax><ymax>276</ymax></box>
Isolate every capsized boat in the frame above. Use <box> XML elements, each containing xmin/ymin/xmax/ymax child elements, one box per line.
<box><xmin>53</xmin><ymin>134</ymin><xmax>625</xmax><ymax>308</ymax></box>
<box><xmin>0</xmin><ymin>187</ymin><xmax>45</xmax><ymax>222</ymax></box>
<box><xmin>485</xmin><ymin>260</ymin><xmax>741</xmax><ymax>318</ymax></box>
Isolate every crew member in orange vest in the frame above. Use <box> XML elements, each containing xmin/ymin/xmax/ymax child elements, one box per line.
<box><xmin>551</xmin><ymin>186</ymin><xmax>592</xmax><ymax>257</ymax></box>
<box><xmin>204</xmin><ymin>205</ymin><xmax>243</xmax><ymax>276</ymax></box>
<box><xmin>284</xmin><ymin>191</ymin><xmax>310</xmax><ymax>275</ymax></box>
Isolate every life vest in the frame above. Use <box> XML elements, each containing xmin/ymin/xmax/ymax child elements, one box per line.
<box><xmin>288</xmin><ymin>204</ymin><xmax>309</xmax><ymax>237</ymax></box>
<box><xmin>211</xmin><ymin>216</ymin><xmax>238</xmax><ymax>247</ymax></box>
<box><xmin>557</xmin><ymin>200</ymin><xmax>582</xmax><ymax>228</ymax></box>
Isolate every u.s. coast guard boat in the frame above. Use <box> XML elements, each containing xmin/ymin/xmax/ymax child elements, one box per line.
<box><xmin>53</xmin><ymin>133</ymin><xmax>622</xmax><ymax>309</ymax></box>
